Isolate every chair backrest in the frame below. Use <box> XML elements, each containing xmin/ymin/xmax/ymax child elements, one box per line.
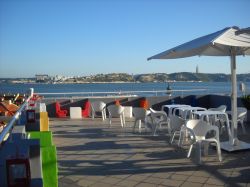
<box><xmin>237</xmin><ymin>107</ymin><xmax>247</xmax><ymax>119</ymax></box>
<box><xmin>149</xmin><ymin>108</ymin><xmax>157</xmax><ymax>113</ymax></box>
<box><xmin>83</xmin><ymin>100</ymin><xmax>91</xmax><ymax>109</ymax></box>
<box><xmin>217</xmin><ymin>105</ymin><xmax>227</xmax><ymax>112</ymax></box>
<box><xmin>149</xmin><ymin>108</ymin><xmax>168</xmax><ymax>120</ymax></box>
<box><xmin>133</xmin><ymin>107</ymin><xmax>148</xmax><ymax>119</ymax></box>
<box><xmin>55</xmin><ymin>102</ymin><xmax>61</xmax><ymax>112</ymax></box>
<box><xmin>186</xmin><ymin>119</ymin><xmax>219</xmax><ymax>140</ymax></box>
<box><xmin>169</xmin><ymin>115</ymin><xmax>185</xmax><ymax>131</ymax></box>
<box><xmin>208</xmin><ymin>105</ymin><xmax>227</xmax><ymax>112</ymax></box>
<box><xmin>91</xmin><ymin>101</ymin><xmax>106</xmax><ymax>112</ymax></box>
<box><xmin>107</xmin><ymin>105</ymin><xmax>124</xmax><ymax>117</ymax></box>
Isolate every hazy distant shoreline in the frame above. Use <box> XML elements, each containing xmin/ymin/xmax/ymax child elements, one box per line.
<box><xmin>1</xmin><ymin>72</ymin><xmax>250</xmax><ymax>84</ymax></box>
<box><xmin>1</xmin><ymin>80</ymin><xmax>205</xmax><ymax>84</ymax></box>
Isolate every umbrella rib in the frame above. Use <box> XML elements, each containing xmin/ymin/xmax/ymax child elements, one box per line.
<box><xmin>236</xmin><ymin>27</ymin><xmax>250</xmax><ymax>35</ymax></box>
<box><xmin>211</xmin><ymin>44</ymin><xmax>230</xmax><ymax>55</ymax></box>
<box><xmin>240</xmin><ymin>47</ymin><xmax>250</xmax><ymax>56</ymax></box>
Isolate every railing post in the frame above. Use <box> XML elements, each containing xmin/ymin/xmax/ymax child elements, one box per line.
<box><xmin>30</xmin><ymin>88</ymin><xmax>34</xmax><ymax>97</ymax></box>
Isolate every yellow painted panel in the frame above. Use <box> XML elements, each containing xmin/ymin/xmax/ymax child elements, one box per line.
<box><xmin>40</xmin><ymin>112</ymin><xmax>49</xmax><ymax>131</ymax></box>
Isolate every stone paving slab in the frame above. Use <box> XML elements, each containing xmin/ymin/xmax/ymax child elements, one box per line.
<box><xmin>49</xmin><ymin>118</ymin><xmax>250</xmax><ymax>187</ymax></box>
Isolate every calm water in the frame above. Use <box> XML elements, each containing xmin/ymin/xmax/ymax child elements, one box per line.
<box><xmin>1</xmin><ymin>82</ymin><xmax>250</xmax><ymax>97</ymax></box>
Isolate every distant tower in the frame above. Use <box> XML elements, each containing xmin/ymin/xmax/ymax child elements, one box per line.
<box><xmin>196</xmin><ymin>65</ymin><xmax>199</xmax><ymax>74</ymax></box>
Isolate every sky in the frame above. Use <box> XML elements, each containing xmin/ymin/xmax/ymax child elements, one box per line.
<box><xmin>0</xmin><ymin>0</ymin><xmax>249</xmax><ymax>78</ymax></box>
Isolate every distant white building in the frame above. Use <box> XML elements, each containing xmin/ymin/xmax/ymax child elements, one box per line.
<box><xmin>54</xmin><ymin>75</ymin><xmax>63</xmax><ymax>81</ymax></box>
<box><xmin>35</xmin><ymin>74</ymin><xmax>49</xmax><ymax>82</ymax></box>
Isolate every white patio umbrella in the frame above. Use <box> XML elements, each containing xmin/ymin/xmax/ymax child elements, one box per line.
<box><xmin>148</xmin><ymin>26</ymin><xmax>250</xmax><ymax>151</ymax></box>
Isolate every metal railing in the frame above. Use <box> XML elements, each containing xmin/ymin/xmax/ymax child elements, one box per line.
<box><xmin>0</xmin><ymin>93</ymin><xmax>32</xmax><ymax>145</ymax></box>
<box><xmin>37</xmin><ymin>88</ymin><xmax>208</xmax><ymax>99</ymax></box>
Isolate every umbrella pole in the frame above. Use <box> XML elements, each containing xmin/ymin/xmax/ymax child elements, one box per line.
<box><xmin>220</xmin><ymin>54</ymin><xmax>250</xmax><ymax>151</ymax></box>
<box><xmin>230</xmin><ymin>54</ymin><xmax>238</xmax><ymax>146</ymax></box>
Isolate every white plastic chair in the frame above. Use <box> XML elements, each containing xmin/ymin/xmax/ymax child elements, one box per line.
<box><xmin>169</xmin><ymin>115</ymin><xmax>185</xmax><ymax>144</ymax></box>
<box><xmin>149</xmin><ymin>108</ymin><xmax>170</xmax><ymax>136</ymax></box>
<box><xmin>208</xmin><ymin>105</ymin><xmax>227</xmax><ymax>130</ymax></box>
<box><xmin>229</xmin><ymin>107</ymin><xmax>247</xmax><ymax>134</ymax></box>
<box><xmin>185</xmin><ymin>119</ymin><xmax>222</xmax><ymax>163</ymax></box>
<box><xmin>132</xmin><ymin>107</ymin><xmax>150</xmax><ymax>133</ymax></box>
<box><xmin>208</xmin><ymin>105</ymin><xmax>227</xmax><ymax>112</ymax></box>
<box><xmin>107</xmin><ymin>105</ymin><xmax>125</xmax><ymax>127</ymax></box>
<box><xmin>91</xmin><ymin>101</ymin><xmax>106</xmax><ymax>121</ymax></box>
<box><xmin>237</xmin><ymin>107</ymin><xmax>247</xmax><ymax>134</ymax></box>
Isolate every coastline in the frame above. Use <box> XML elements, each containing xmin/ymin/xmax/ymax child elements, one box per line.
<box><xmin>1</xmin><ymin>80</ymin><xmax>205</xmax><ymax>84</ymax></box>
<box><xmin>1</xmin><ymin>72</ymin><xmax>250</xmax><ymax>84</ymax></box>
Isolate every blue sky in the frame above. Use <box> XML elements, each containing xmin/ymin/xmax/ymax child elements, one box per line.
<box><xmin>0</xmin><ymin>0</ymin><xmax>249</xmax><ymax>78</ymax></box>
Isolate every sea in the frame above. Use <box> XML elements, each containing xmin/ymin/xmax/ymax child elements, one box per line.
<box><xmin>1</xmin><ymin>82</ymin><xmax>250</xmax><ymax>98</ymax></box>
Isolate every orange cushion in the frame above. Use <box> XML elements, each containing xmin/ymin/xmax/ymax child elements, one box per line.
<box><xmin>115</xmin><ymin>100</ymin><xmax>120</xmax><ymax>105</ymax></box>
<box><xmin>139</xmin><ymin>99</ymin><xmax>149</xmax><ymax>109</ymax></box>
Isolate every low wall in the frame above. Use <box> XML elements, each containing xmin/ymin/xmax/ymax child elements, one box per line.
<box><xmin>42</xmin><ymin>94</ymin><xmax>239</xmax><ymax>118</ymax></box>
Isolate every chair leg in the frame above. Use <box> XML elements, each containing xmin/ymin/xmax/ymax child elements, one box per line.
<box><xmin>203</xmin><ymin>142</ymin><xmax>209</xmax><ymax>156</ymax></box>
<box><xmin>120</xmin><ymin>115</ymin><xmax>123</xmax><ymax>128</ymax></box>
<box><xmin>104</xmin><ymin>109</ymin><xmax>107</xmax><ymax>119</ymax></box>
<box><xmin>187</xmin><ymin>144</ymin><xmax>193</xmax><ymax>158</ymax></box>
<box><xmin>170</xmin><ymin>132</ymin><xmax>176</xmax><ymax>144</ymax></box>
<box><xmin>216</xmin><ymin>141</ymin><xmax>222</xmax><ymax>162</ymax></box>
<box><xmin>240</xmin><ymin>121</ymin><xmax>246</xmax><ymax>134</ymax></box>
<box><xmin>167</xmin><ymin>123</ymin><xmax>171</xmax><ymax>135</ymax></box>
<box><xmin>123</xmin><ymin>114</ymin><xmax>125</xmax><ymax>127</ymax></box>
<box><xmin>178</xmin><ymin>130</ymin><xmax>185</xmax><ymax>147</ymax></box>
<box><xmin>218</xmin><ymin>121</ymin><xmax>223</xmax><ymax>135</ymax></box>
<box><xmin>145</xmin><ymin>117</ymin><xmax>152</xmax><ymax>133</ymax></box>
<box><xmin>138</xmin><ymin>120</ymin><xmax>142</xmax><ymax>133</ymax></box>
<box><xmin>196</xmin><ymin>142</ymin><xmax>202</xmax><ymax>164</ymax></box>
<box><xmin>109</xmin><ymin>116</ymin><xmax>112</xmax><ymax>126</ymax></box>
<box><xmin>133</xmin><ymin>120</ymin><xmax>137</xmax><ymax>132</ymax></box>
<box><xmin>102</xmin><ymin>110</ymin><xmax>105</xmax><ymax>121</ymax></box>
<box><xmin>220</xmin><ymin>121</ymin><xmax>226</xmax><ymax>134</ymax></box>
<box><xmin>143</xmin><ymin>121</ymin><xmax>148</xmax><ymax>132</ymax></box>
<box><xmin>153</xmin><ymin>122</ymin><xmax>158</xmax><ymax>136</ymax></box>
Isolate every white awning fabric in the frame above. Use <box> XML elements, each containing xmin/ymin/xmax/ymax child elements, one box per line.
<box><xmin>148</xmin><ymin>27</ymin><xmax>250</xmax><ymax>60</ymax></box>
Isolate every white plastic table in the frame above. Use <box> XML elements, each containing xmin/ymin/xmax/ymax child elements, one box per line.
<box><xmin>192</xmin><ymin>110</ymin><xmax>231</xmax><ymax>138</ymax></box>
<box><xmin>161</xmin><ymin>104</ymin><xmax>190</xmax><ymax>116</ymax></box>
<box><xmin>173</xmin><ymin>106</ymin><xmax>207</xmax><ymax>120</ymax></box>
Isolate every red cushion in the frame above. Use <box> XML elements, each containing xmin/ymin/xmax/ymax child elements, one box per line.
<box><xmin>82</xmin><ymin>101</ymin><xmax>90</xmax><ymax>117</ymax></box>
<box><xmin>55</xmin><ymin>102</ymin><xmax>67</xmax><ymax>117</ymax></box>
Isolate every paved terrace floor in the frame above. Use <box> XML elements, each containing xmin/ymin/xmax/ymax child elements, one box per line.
<box><xmin>50</xmin><ymin>117</ymin><xmax>250</xmax><ymax>187</ymax></box>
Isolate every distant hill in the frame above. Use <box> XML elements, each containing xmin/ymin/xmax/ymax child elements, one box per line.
<box><xmin>134</xmin><ymin>72</ymin><xmax>250</xmax><ymax>83</ymax></box>
<box><xmin>1</xmin><ymin>72</ymin><xmax>250</xmax><ymax>83</ymax></box>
